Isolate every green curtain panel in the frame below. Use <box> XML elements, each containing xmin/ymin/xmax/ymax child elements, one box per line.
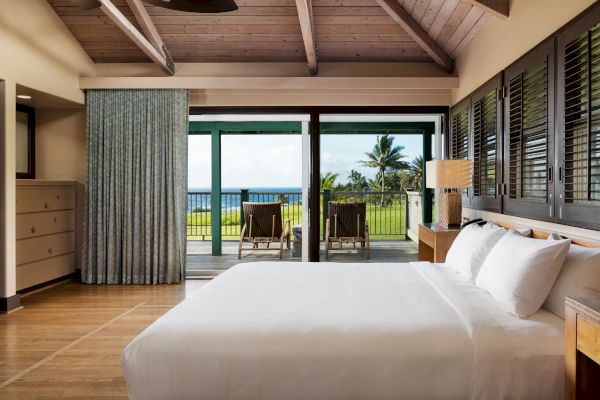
<box><xmin>83</xmin><ymin>89</ymin><xmax>189</xmax><ymax>284</ymax></box>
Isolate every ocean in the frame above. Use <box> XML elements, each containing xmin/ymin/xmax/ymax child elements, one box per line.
<box><xmin>187</xmin><ymin>187</ymin><xmax>302</xmax><ymax>212</ymax></box>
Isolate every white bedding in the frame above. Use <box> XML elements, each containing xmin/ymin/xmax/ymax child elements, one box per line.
<box><xmin>122</xmin><ymin>262</ymin><xmax>564</xmax><ymax>400</ymax></box>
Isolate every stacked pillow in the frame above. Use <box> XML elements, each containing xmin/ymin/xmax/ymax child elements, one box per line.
<box><xmin>475</xmin><ymin>231</ymin><xmax>570</xmax><ymax>318</ymax></box>
<box><xmin>443</xmin><ymin>221</ymin><xmax>596</xmax><ymax>319</ymax></box>
<box><xmin>542</xmin><ymin>237</ymin><xmax>600</xmax><ymax>318</ymax></box>
<box><xmin>445</xmin><ymin>223</ymin><xmax>506</xmax><ymax>281</ymax></box>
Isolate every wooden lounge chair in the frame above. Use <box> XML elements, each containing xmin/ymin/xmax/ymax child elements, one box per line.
<box><xmin>325</xmin><ymin>201</ymin><xmax>369</xmax><ymax>259</ymax></box>
<box><xmin>238</xmin><ymin>202</ymin><xmax>291</xmax><ymax>259</ymax></box>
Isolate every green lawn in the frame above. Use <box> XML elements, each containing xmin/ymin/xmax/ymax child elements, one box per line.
<box><xmin>187</xmin><ymin>200</ymin><xmax>406</xmax><ymax>241</ymax></box>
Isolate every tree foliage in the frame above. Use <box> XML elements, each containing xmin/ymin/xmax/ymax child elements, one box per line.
<box><xmin>359</xmin><ymin>135</ymin><xmax>409</xmax><ymax>203</ymax></box>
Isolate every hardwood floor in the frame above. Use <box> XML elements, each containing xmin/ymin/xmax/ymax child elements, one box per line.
<box><xmin>0</xmin><ymin>280</ymin><xmax>207</xmax><ymax>399</ymax></box>
<box><xmin>1</xmin><ymin>242</ymin><xmax>418</xmax><ymax>399</ymax></box>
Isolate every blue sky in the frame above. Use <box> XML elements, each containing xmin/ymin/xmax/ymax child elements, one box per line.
<box><xmin>188</xmin><ymin>134</ymin><xmax>424</xmax><ymax>189</ymax></box>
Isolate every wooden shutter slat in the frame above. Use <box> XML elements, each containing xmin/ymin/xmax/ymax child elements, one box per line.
<box><xmin>508</xmin><ymin>58</ymin><xmax>549</xmax><ymax>202</ymax></box>
<box><xmin>563</xmin><ymin>25</ymin><xmax>600</xmax><ymax>205</ymax></box>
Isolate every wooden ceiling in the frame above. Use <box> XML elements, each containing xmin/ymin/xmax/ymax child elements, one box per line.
<box><xmin>48</xmin><ymin>0</ymin><xmax>491</xmax><ymax>65</ymax></box>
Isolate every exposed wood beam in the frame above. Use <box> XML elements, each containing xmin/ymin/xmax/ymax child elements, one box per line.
<box><xmin>98</xmin><ymin>0</ymin><xmax>174</xmax><ymax>75</ymax></box>
<box><xmin>126</xmin><ymin>0</ymin><xmax>173</xmax><ymax>64</ymax></box>
<box><xmin>465</xmin><ymin>0</ymin><xmax>509</xmax><ymax>18</ymax></box>
<box><xmin>374</xmin><ymin>0</ymin><xmax>454</xmax><ymax>73</ymax></box>
<box><xmin>294</xmin><ymin>0</ymin><xmax>318</xmax><ymax>75</ymax></box>
<box><xmin>80</xmin><ymin>76</ymin><xmax>459</xmax><ymax>90</ymax></box>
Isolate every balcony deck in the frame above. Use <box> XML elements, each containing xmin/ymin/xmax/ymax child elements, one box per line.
<box><xmin>186</xmin><ymin>240</ymin><xmax>419</xmax><ymax>277</ymax></box>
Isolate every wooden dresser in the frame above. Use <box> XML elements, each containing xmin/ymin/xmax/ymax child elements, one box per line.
<box><xmin>16</xmin><ymin>180</ymin><xmax>77</xmax><ymax>291</ymax></box>
<box><xmin>565</xmin><ymin>297</ymin><xmax>600</xmax><ymax>400</ymax></box>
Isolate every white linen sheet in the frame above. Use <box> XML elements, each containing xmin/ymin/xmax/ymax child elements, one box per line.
<box><xmin>122</xmin><ymin>262</ymin><xmax>564</xmax><ymax>400</ymax></box>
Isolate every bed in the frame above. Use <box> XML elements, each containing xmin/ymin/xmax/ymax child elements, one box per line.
<box><xmin>122</xmin><ymin>261</ymin><xmax>564</xmax><ymax>400</ymax></box>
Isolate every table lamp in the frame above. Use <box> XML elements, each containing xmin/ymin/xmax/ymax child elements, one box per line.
<box><xmin>425</xmin><ymin>160</ymin><xmax>473</xmax><ymax>228</ymax></box>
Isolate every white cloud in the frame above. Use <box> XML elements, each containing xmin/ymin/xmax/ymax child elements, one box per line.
<box><xmin>188</xmin><ymin>135</ymin><xmax>302</xmax><ymax>189</ymax></box>
<box><xmin>188</xmin><ymin>133</ymin><xmax>427</xmax><ymax>189</ymax></box>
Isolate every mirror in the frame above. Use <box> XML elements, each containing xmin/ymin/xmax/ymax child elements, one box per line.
<box><xmin>16</xmin><ymin>104</ymin><xmax>35</xmax><ymax>179</ymax></box>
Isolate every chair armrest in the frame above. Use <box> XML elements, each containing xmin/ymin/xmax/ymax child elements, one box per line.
<box><xmin>281</xmin><ymin>219</ymin><xmax>291</xmax><ymax>239</ymax></box>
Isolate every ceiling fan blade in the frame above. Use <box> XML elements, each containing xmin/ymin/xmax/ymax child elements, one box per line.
<box><xmin>70</xmin><ymin>0</ymin><xmax>101</xmax><ymax>11</ymax></box>
<box><xmin>143</xmin><ymin>0</ymin><xmax>238</xmax><ymax>13</ymax></box>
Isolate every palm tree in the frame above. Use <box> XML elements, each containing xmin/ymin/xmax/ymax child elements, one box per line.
<box><xmin>359</xmin><ymin>135</ymin><xmax>409</xmax><ymax>204</ymax></box>
<box><xmin>347</xmin><ymin>169</ymin><xmax>368</xmax><ymax>192</ymax></box>
<box><xmin>409</xmin><ymin>155</ymin><xmax>424</xmax><ymax>192</ymax></box>
<box><xmin>320</xmin><ymin>172</ymin><xmax>339</xmax><ymax>190</ymax></box>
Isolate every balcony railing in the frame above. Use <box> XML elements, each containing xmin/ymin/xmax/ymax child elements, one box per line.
<box><xmin>187</xmin><ymin>190</ymin><xmax>407</xmax><ymax>241</ymax></box>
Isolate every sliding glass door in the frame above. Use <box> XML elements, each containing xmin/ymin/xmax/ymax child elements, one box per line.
<box><xmin>186</xmin><ymin>114</ymin><xmax>310</xmax><ymax>276</ymax></box>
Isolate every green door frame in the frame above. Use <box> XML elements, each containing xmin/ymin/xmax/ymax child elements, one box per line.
<box><xmin>190</xmin><ymin>121</ymin><xmax>302</xmax><ymax>256</ymax></box>
<box><xmin>188</xmin><ymin>120</ymin><xmax>435</xmax><ymax>256</ymax></box>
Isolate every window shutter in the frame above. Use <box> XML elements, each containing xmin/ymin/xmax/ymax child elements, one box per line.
<box><xmin>451</xmin><ymin>107</ymin><xmax>469</xmax><ymax>161</ymax></box>
<box><xmin>508</xmin><ymin>60</ymin><xmax>549</xmax><ymax>202</ymax></box>
<box><xmin>504</xmin><ymin>39</ymin><xmax>555</xmax><ymax>219</ymax></box>
<box><xmin>450</xmin><ymin>102</ymin><xmax>470</xmax><ymax>200</ymax></box>
<box><xmin>557</xmin><ymin>9</ymin><xmax>600</xmax><ymax>229</ymax></box>
<box><xmin>469</xmin><ymin>73</ymin><xmax>503</xmax><ymax>212</ymax></box>
<box><xmin>563</xmin><ymin>25</ymin><xmax>600</xmax><ymax>204</ymax></box>
<box><xmin>473</xmin><ymin>90</ymin><xmax>497</xmax><ymax>198</ymax></box>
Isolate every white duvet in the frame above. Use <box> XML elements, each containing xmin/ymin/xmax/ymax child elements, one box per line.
<box><xmin>122</xmin><ymin>262</ymin><xmax>564</xmax><ymax>400</ymax></box>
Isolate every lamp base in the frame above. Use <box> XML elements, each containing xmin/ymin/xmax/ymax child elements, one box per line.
<box><xmin>438</xmin><ymin>192</ymin><xmax>462</xmax><ymax>227</ymax></box>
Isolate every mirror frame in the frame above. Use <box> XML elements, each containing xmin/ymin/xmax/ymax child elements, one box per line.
<box><xmin>16</xmin><ymin>104</ymin><xmax>35</xmax><ymax>179</ymax></box>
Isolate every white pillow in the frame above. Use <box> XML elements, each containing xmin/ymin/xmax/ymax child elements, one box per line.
<box><xmin>476</xmin><ymin>231</ymin><xmax>570</xmax><ymax>318</ymax></box>
<box><xmin>445</xmin><ymin>224</ymin><xmax>506</xmax><ymax>281</ymax></box>
<box><xmin>543</xmin><ymin>243</ymin><xmax>600</xmax><ymax>319</ymax></box>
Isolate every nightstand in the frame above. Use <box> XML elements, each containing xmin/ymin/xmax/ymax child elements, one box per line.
<box><xmin>565</xmin><ymin>297</ymin><xmax>600</xmax><ymax>400</ymax></box>
<box><xmin>418</xmin><ymin>223</ymin><xmax>460</xmax><ymax>263</ymax></box>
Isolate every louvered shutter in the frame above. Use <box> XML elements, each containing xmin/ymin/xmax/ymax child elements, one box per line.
<box><xmin>557</xmin><ymin>8</ymin><xmax>600</xmax><ymax>229</ymax></box>
<box><xmin>470</xmin><ymin>74</ymin><xmax>502</xmax><ymax>212</ymax></box>
<box><xmin>504</xmin><ymin>39</ymin><xmax>555</xmax><ymax>219</ymax></box>
<box><xmin>450</xmin><ymin>101</ymin><xmax>470</xmax><ymax>199</ymax></box>
<box><xmin>451</xmin><ymin>106</ymin><xmax>469</xmax><ymax>161</ymax></box>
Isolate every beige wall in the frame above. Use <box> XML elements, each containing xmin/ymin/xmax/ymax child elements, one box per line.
<box><xmin>0</xmin><ymin>0</ymin><xmax>93</xmax><ymax>104</ymax></box>
<box><xmin>36</xmin><ymin>109</ymin><xmax>86</xmax><ymax>183</ymax></box>
<box><xmin>88</xmin><ymin>62</ymin><xmax>458</xmax><ymax>106</ymax></box>
<box><xmin>452</xmin><ymin>0</ymin><xmax>596</xmax><ymax>104</ymax></box>
<box><xmin>0</xmin><ymin>0</ymin><xmax>92</xmax><ymax>300</ymax></box>
<box><xmin>36</xmin><ymin>108</ymin><xmax>87</xmax><ymax>271</ymax></box>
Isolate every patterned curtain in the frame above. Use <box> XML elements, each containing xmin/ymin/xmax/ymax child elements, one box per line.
<box><xmin>83</xmin><ymin>89</ymin><xmax>188</xmax><ymax>284</ymax></box>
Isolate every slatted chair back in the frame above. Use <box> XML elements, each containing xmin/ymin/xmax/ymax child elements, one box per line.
<box><xmin>328</xmin><ymin>202</ymin><xmax>367</xmax><ymax>238</ymax></box>
<box><xmin>242</xmin><ymin>202</ymin><xmax>283</xmax><ymax>239</ymax></box>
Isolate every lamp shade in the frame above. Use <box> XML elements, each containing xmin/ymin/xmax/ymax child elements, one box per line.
<box><xmin>426</xmin><ymin>160</ymin><xmax>473</xmax><ymax>189</ymax></box>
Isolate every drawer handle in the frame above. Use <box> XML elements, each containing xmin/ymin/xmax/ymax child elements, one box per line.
<box><xmin>48</xmin><ymin>247</ymin><xmax>53</xmax><ymax>255</ymax></box>
<box><xmin>44</xmin><ymin>203</ymin><xmax>49</xmax><ymax>209</ymax></box>
<box><xmin>30</xmin><ymin>227</ymin><xmax>36</xmax><ymax>234</ymax></box>
<box><xmin>54</xmin><ymin>218</ymin><xmax>57</xmax><ymax>223</ymax></box>
<box><xmin>56</xmin><ymin>194</ymin><xmax>61</xmax><ymax>200</ymax></box>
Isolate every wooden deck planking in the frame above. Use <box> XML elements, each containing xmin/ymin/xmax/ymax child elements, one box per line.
<box><xmin>186</xmin><ymin>240</ymin><xmax>419</xmax><ymax>276</ymax></box>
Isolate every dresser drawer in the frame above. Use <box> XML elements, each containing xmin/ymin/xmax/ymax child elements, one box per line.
<box><xmin>16</xmin><ymin>210</ymin><xmax>75</xmax><ymax>240</ymax></box>
<box><xmin>16</xmin><ymin>187</ymin><xmax>75</xmax><ymax>214</ymax></box>
<box><xmin>577</xmin><ymin>315</ymin><xmax>600</xmax><ymax>365</ymax></box>
<box><xmin>16</xmin><ymin>231</ymin><xmax>75</xmax><ymax>265</ymax></box>
<box><xmin>16</xmin><ymin>253</ymin><xmax>75</xmax><ymax>291</ymax></box>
